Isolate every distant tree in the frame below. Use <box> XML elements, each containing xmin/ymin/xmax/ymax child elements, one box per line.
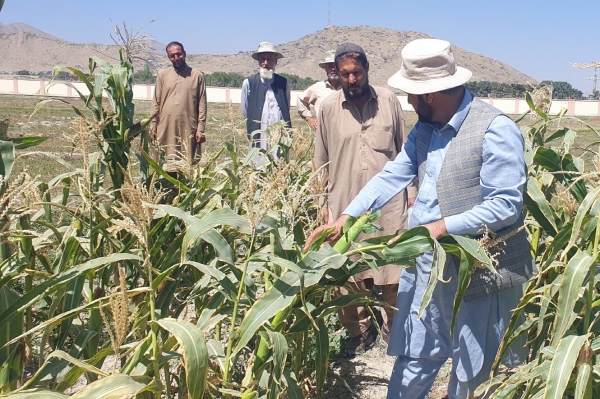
<box><xmin>54</xmin><ymin>71</ymin><xmax>72</xmax><ymax>81</ymax></box>
<box><xmin>540</xmin><ymin>80</ymin><xmax>584</xmax><ymax>99</ymax></box>
<box><xmin>465</xmin><ymin>81</ymin><xmax>528</xmax><ymax>98</ymax></box>
<box><xmin>132</xmin><ymin>63</ymin><xmax>156</xmax><ymax>84</ymax></box>
<box><xmin>16</xmin><ymin>70</ymin><xmax>30</xmax><ymax>76</ymax></box>
<box><xmin>279</xmin><ymin>73</ymin><xmax>317</xmax><ymax>91</ymax></box>
<box><xmin>204</xmin><ymin>72</ymin><xmax>245</xmax><ymax>87</ymax></box>
<box><xmin>465</xmin><ymin>80</ymin><xmax>584</xmax><ymax>99</ymax></box>
<box><xmin>201</xmin><ymin>71</ymin><xmax>317</xmax><ymax>90</ymax></box>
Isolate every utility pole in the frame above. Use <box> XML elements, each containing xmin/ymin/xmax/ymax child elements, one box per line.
<box><xmin>586</xmin><ymin>67</ymin><xmax>599</xmax><ymax>98</ymax></box>
<box><xmin>571</xmin><ymin>62</ymin><xmax>600</xmax><ymax>99</ymax></box>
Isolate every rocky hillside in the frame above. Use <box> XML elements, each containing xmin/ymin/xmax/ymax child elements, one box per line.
<box><xmin>0</xmin><ymin>23</ymin><xmax>535</xmax><ymax>88</ymax></box>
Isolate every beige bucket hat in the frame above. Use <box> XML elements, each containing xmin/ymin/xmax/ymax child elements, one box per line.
<box><xmin>318</xmin><ymin>50</ymin><xmax>336</xmax><ymax>68</ymax></box>
<box><xmin>252</xmin><ymin>42</ymin><xmax>284</xmax><ymax>60</ymax></box>
<box><xmin>388</xmin><ymin>39</ymin><xmax>472</xmax><ymax>95</ymax></box>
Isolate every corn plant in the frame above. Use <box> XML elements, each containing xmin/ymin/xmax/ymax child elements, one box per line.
<box><xmin>34</xmin><ymin>51</ymin><xmax>152</xmax><ymax>192</ymax></box>
<box><xmin>475</xmin><ymin>95</ymin><xmax>600</xmax><ymax>399</ymax></box>
<box><xmin>0</xmin><ymin>111</ymin><xmax>497</xmax><ymax>399</ymax></box>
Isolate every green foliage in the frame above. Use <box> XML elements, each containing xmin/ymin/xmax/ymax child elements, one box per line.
<box><xmin>465</xmin><ymin>80</ymin><xmax>584</xmax><ymax>99</ymax></box>
<box><xmin>202</xmin><ymin>71</ymin><xmax>317</xmax><ymax>90</ymax></box>
<box><xmin>540</xmin><ymin>80</ymin><xmax>584</xmax><ymax>100</ymax></box>
<box><xmin>34</xmin><ymin>50</ymin><xmax>152</xmax><ymax>191</ymax></box>
<box><xmin>474</xmin><ymin>93</ymin><xmax>600</xmax><ymax>398</ymax></box>
<box><xmin>132</xmin><ymin>63</ymin><xmax>156</xmax><ymax>84</ymax></box>
<box><xmin>279</xmin><ymin>73</ymin><xmax>317</xmax><ymax>90</ymax></box>
<box><xmin>15</xmin><ymin>70</ymin><xmax>30</xmax><ymax>76</ymax></box>
<box><xmin>0</xmin><ymin>105</ymin><xmax>490</xmax><ymax>397</ymax></box>
<box><xmin>204</xmin><ymin>71</ymin><xmax>245</xmax><ymax>87</ymax></box>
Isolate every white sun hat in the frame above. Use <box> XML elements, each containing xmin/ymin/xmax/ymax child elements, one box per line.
<box><xmin>388</xmin><ymin>39</ymin><xmax>472</xmax><ymax>95</ymax></box>
<box><xmin>252</xmin><ymin>42</ymin><xmax>284</xmax><ymax>60</ymax></box>
<box><xmin>318</xmin><ymin>50</ymin><xmax>336</xmax><ymax>68</ymax></box>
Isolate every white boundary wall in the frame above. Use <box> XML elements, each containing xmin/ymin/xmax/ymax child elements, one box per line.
<box><xmin>2</xmin><ymin>78</ymin><xmax>600</xmax><ymax>117</ymax></box>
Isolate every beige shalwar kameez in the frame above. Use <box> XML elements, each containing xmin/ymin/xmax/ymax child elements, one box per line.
<box><xmin>152</xmin><ymin>66</ymin><xmax>207</xmax><ymax>164</ymax></box>
<box><xmin>315</xmin><ymin>85</ymin><xmax>416</xmax><ymax>337</ymax></box>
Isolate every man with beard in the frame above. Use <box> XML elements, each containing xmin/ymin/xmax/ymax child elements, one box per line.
<box><xmin>296</xmin><ymin>50</ymin><xmax>341</xmax><ymax>131</ymax></box>
<box><xmin>314</xmin><ymin>42</ymin><xmax>416</xmax><ymax>355</ymax></box>
<box><xmin>241</xmin><ymin>42</ymin><xmax>291</xmax><ymax>150</ymax></box>
<box><xmin>307</xmin><ymin>39</ymin><xmax>532</xmax><ymax>398</ymax></box>
<box><xmin>152</xmin><ymin>41</ymin><xmax>207</xmax><ymax>167</ymax></box>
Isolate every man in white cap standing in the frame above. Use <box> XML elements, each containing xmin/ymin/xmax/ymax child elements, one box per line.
<box><xmin>306</xmin><ymin>38</ymin><xmax>532</xmax><ymax>398</ymax></box>
<box><xmin>314</xmin><ymin>42</ymin><xmax>416</xmax><ymax>356</ymax></box>
<box><xmin>241</xmin><ymin>42</ymin><xmax>291</xmax><ymax>150</ymax></box>
<box><xmin>296</xmin><ymin>50</ymin><xmax>341</xmax><ymax>131</ymax></box>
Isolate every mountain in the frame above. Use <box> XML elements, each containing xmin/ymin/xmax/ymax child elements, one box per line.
<box><xmin>0</xmin><ymin>24</ymin><xmax>536</xmax><ymax>88</ymax></box>
<box><xmin>0</xmin><ymin>22</ymin><xmax>63</xmax><ymax>41</ymax></box>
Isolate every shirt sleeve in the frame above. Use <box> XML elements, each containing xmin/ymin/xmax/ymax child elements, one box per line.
<box><xmin>296</xmin><ymin>86</ymin><xmax>315</xmax><ymax>119</ymax></box>
<box><xmin>314</xmin><ymin>106</ymin><xmax>329</xmax><ymax>170</ymax></box>
<box><xmin>197</xmin><ymin>73</ymin><xmax>207</xmax><ymax>133</ymax></box>
<box><xmin>343</xmin><ymin>127</ymin><xmax>419</xmax><ymax>217</ymax></box>
<box><xmin>151</xmin><ymin>72</ymin><xmax>162</xmax><ymax>134</ymax></box>
<box><xmin>241</xmin><ymin>79</ymin><xmax>249</xmax><ymax>118</ymax></box>
<box><xmin>391</xmin><ymin>95</ymin><xmax>418</xmax><ymax>199</ymax></box>
<box><xmin>314</xmin><ymin>105</ymin><xmax>330</xmax><ymax>206</ymax></box>
<box><xmin>443</xmin><ymin>115</ymin><xmax>526</xmax><ymax>235</ymax></box>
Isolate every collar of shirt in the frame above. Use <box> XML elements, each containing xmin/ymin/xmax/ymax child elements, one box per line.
<box><xmin>324</xmin><ymin>79</ymin><xmax>339</xmax><ymax>90</ymax></box>
<box><xmin>445</xmin><ymin>88</ymin><xmax>473</xmax><ymax>132</ymax></box>
<box><xmin>417</xmin><ymin>88</ymin><xmax>474</xmax><ymax>135</ymax></box>
<box><xmin>339</xmin><ymin>85</ymin><xmax>377</xmax><ymax>107</ymax></box>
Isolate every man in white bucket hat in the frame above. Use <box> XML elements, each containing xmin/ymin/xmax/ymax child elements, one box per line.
<box><xmin>241</xmin><ymin>42</ymin><xmax>291</xmax><ymax>150</ymax></box>
<box><xmin>306</xmin><ymin>38</ymin><xmax>532</xmax><ymax>398</ymax></box>
<box><xmin>296</xmin><ymin>50</ymin><xmax>341</xmax><ymax>131</ymax></box>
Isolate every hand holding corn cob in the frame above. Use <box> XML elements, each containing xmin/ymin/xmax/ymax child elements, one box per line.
<box><xmin>303</xmin><ymin>214</ymin><xmax>351</xmax><ymax>252</ymax></box>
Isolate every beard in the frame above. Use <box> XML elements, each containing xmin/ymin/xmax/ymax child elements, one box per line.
<box><xmin>416</xmin><ymin>95</ymin><xmax>434</xmax><ymax>124</ymax></box>
<box><xmin>171</xmin><ymin>59</ymin><xmax>186</xmax><ymax>71</ymax></box>
<box><xmin>342</xmin><ymin>77</ymin><xmax>369</xmax><ymax>101</ymax></box>
<box><xmin>327</xmin><ymin>70</ymin><xmax>340</xmax><ymax>83</ymax></box>
<box><xmin>259</xmin><ymin>67</ymin><xmax>274</xmax><ymax>80</ymax></box>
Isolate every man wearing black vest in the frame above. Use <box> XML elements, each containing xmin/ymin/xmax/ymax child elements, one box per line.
<box><xmin>241</xmin><ymin>42</ymin><xmax>291</xmax><ymax>150</ymax></box>
<box><xmin>305</xmin><ymin>39</ymin><xmax>533</xmax><ymax>398</ymax></box>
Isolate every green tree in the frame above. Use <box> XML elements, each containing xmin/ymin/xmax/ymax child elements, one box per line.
<box><xmin>465</xmin><ymin>81</ymin><xmax>528</xmax><ymax>98</ymax></box>
<box><xmin>15</xmin><ymin>70</ymin><xmax>30</xmax><ymax>76</ymax></box>
<box><xmin>204</xmin><ymin>71</ymin><xmax>245</xmax><ymax>87</ymax></box>
<box><xmin>132</xmin><ymin>63</ymin><xmax>156</xmax><ymax>84</ymax></box>
<box><xmin>279</xmin><ymin>73</ymin><xmax>317</xmax><ymax>90</ymax></box>
<box><xmin>540</xmin><ymin>80</ymin><xmax>584</xmax><ymax>99</ymax></box>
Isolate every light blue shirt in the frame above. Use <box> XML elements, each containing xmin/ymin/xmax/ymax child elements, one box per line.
<box><xmin>343</xmin><ymin>89</ymin><xmax>529</xmax><ymax>385</ymax></box>
<box><xmin>343</xmin><ymin>89</ymin><xmax>526</xmax><ymax>236</ymax></box>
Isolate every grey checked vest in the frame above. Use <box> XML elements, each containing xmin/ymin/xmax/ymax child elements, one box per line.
<box><xmin>415</xmin><ymin>98</ymin><xmax>534</xmax><ymax>301</ymax></box>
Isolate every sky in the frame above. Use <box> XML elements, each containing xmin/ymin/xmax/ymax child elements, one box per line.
<box><xmin>1</xmin><ymin>0</ymin><xmax>599</xmax><ymax>94</ymax></box>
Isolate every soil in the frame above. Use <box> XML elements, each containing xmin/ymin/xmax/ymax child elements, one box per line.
<box><xmin>316</xmin><ymin>339</ymin><xmax>451</xmax><ymax>399</ymax></box>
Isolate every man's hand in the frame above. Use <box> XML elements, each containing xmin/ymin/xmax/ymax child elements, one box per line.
<box><xmin>423</xmin><ymin>219</ymin><xmax>447</xmax><ymax>240</ymax></box>
<box><xmin>195</xmin><ymin>131</ymin><xmax>206</xmax><ymax>143</ymax></box>
<box><xmin>305</xmin><ymin>117</ymin><xmax>318</xmax><ymax>131</ymax></box>
<box><xmin>303</xmin><ymin>214</ymin><xmax>349</xmax><ymax>252</ymax></box>
<box><xmin>407</xmin><ymin>197</ymin><xmax>416</xmax><ymax>208</ymax></box>
<box><xmin>387</xmin><ymin>219</ymin><xmax>447</xmax><ymax>246</ymax></box>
